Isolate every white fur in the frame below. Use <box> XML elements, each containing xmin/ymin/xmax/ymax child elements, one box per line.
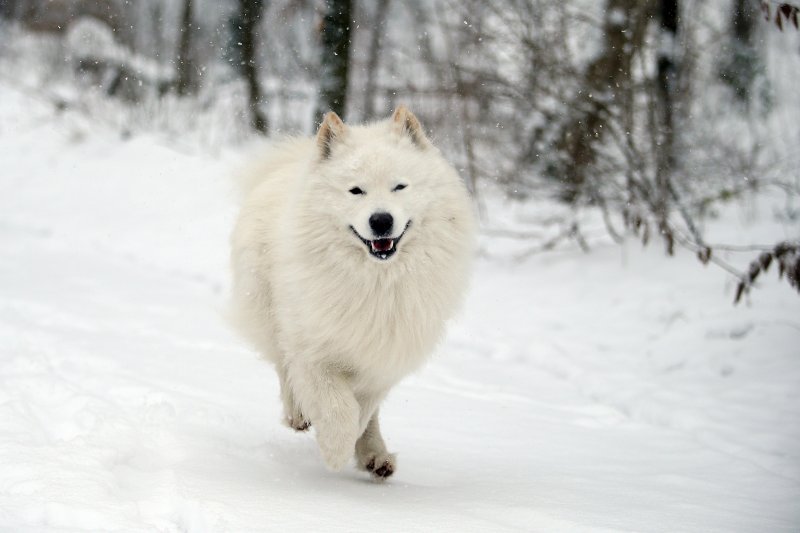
<box><xmin>230</xmin><ymin>109</ymin><xmax>475</xmax><ymax>476</ymax></box>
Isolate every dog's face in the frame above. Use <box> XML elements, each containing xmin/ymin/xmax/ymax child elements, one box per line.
<box><xmin>312</xmin><ymin>107</ymin><xmax>437</xmax><ymax>262</ymax></box>
<box><xmin>344</xmin><ymin>178</ymin><xmax>413</xmax><ymax>261</ymax></box>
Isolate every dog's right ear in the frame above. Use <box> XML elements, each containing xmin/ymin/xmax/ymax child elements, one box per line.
<box><xmin>316</xmin><ymin>111</ymin><xmax>347</xmax><ymax>160</ymax></box>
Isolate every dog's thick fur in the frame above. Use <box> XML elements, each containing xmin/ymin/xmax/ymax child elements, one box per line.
<box><xmin>230</xmin><ymin>107</ymin><xmax>475</xmax><ymax>478</ymax></box>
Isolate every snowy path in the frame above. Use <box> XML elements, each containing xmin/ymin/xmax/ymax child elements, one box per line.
<box><xmin>1</xmin><ymin>86</ymin><xmax>799</xmax><ymax>531</ymax></box>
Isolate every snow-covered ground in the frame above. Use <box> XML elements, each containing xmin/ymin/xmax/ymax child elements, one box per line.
<box><xmin>1</xmin><ymin>82</ymin><xmax>799</xmax><ymax>532</ymax></box>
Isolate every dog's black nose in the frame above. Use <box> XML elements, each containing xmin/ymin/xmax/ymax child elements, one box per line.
<box><xmin>369</xmin><ymin>212</ymin><xmax>394</xmax><ymax>237</ymax></box>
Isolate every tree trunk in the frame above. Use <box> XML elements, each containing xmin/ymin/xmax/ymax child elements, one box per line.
<box><xmin>363</xmin><ymin>0</ymin><xmax>390</xmax><ymax>121</ymax></box>
<box><xmin>720</xmin><ymin>0</ymin><xmax>760</xmax><ymax>104</ymax></box>
<box><xmin>239</xmin><ymin>0</ymin><xmax>268</xmax><ymax>134</ymax></box>
<box><xmin>315</xmin><ymin>0</ymin><xmax>353</xmax><ymax>124</ymax></box>
<box><xmin>175</xmin><ymin>0</ymin><xmax>196</xmax><ymax>97</ymax></box>
<box><xmin>655</xmin><ymin>0</ymin><xmax>679</xmax><ymax>219</ymax></box>
<box><xmin>548</xmin><ymin>0</ymin><xmax>654</xmax><ymax>203</ymax></box>
<box><xmin>0</xmin><ymin>0</ymin><xmax>22</xmax><ymax>20</ymax></box>
<box><xmin>657</xmin><ymin>0</ymin><xmax>678</xmax><ymax>151</ymax></box>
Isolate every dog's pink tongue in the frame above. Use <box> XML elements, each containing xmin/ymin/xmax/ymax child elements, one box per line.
<box><xmin>372</xmin><ymin>239</ymin><xmax>393</xmax><ymax>252</ymax></box>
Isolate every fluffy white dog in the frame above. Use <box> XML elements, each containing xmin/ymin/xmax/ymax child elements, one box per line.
<box><xmin>230</xmin><ymin>106</ymin><xmax>475</xmax><ymax>479</ymax></box>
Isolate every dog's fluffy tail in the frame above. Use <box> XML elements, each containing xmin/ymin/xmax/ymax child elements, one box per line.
<box><xmin>233</xmin><ymin>136</ymin><xmax>313</xmax><ymax>200</ymax></box>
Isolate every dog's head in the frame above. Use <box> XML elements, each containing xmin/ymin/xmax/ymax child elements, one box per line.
<box><xmin>310</xmin><ymin>106</ymin><xmax>443</xmax><ymax>262</ymax></box>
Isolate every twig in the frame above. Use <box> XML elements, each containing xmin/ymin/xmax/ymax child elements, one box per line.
<box><xmin>671</xmin><ymin>229</ymin><xmax>747</xmax><ymax>279</ymax></box>
<box><xmin>481</xmin><ymin>228</ymin><xmax>546</xmax><ymax>240</ymax></box>
<box><xmin>512</xmin><ymin>225</ymin><xmax>578</xmax><ymax>261</ymax></box>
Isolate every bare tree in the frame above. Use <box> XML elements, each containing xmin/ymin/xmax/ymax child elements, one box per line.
<box><xmin>0</xmin><ymin>0</ymin><xmax>22</xmax><ymax>20</ymax></box>
<box><xmin>175</xmin><ymin>0</ymin><xmax>197</xmax><ymax>96</ymax></box>
<box><xmin>545</xmin><ymin>0</ymin><xmax>654</xmax><ymax>203</ymax></box>
<box><xmin>315</xmin><ymin>0</ymin><xmax>353</xmax><ymax>123</ymax></box>
<box><xmin>239</xmin><ymin>0</ymin><xmax>268</xmax><ymax>133</ymax></box>
<box><xmin>654</xmin><ymin>0</ymin><xmax>680</xmax><ymax>222</ymax></box>
<box><xmin>362</xmin><ymin>0</ymin><xmax>390</xmax><ymax>121</ymax></box>
<box><xmin>719</xmin><ymin>0</ymin><xmax>762</xmax><ymax>104</ymax></box>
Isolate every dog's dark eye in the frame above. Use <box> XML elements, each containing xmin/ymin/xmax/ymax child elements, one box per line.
<box><xmin>349</xmin><ymin>187</ymin><xmax>365</xmax><ymax>195</ymax></box>
<box><xmin>393</xmin><ymin>184</ymin><xmax>407</xmax><ymax>192</ymax></box>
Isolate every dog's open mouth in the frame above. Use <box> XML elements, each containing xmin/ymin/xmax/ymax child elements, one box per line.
<box><xmin>350</xmin><ymin>222</ymin><xmax>411</xmax><ymax>261</ymax></box>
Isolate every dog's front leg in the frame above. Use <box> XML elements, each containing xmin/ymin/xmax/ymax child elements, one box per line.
<box><xmin>275</xmin><ymin>360</ymin><xmax>309</xmax><ymax>431</ymax></box>
<box><xmin>287</xmin><ymin>360</ymin><xmax>359</xmax><ymax>471</ymax></box>
<box><xmin>355</xmin><ymin>408</ymin><xmax>396</xmax><ymax>479</ymax></box>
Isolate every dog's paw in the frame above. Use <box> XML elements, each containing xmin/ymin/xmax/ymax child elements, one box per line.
<box><xmin>362</xmin><ymin>452</ymin><xmax>397</xmax><ymax>480</ymax></box>
<box><xmin>284</xmin><ymin>414</ymin><xmax>311</xmax><ymax>432</ymax></box>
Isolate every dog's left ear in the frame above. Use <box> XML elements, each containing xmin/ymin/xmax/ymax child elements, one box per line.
<box><xmin>391</xmin><ymin>105</ymin><xmax>431</xmax><ymax>149</ymax></box>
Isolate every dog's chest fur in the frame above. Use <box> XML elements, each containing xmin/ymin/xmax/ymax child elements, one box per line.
<box><xmin>274</xmin><ymin>247</ymin><xmax>452</xmax><ymax>389</ymax></box>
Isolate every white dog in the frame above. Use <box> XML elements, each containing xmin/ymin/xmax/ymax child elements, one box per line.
<box><xmin>230</xmin><ymin>106</ymin><xmax>475</xmax><ymax>479</ymax></box>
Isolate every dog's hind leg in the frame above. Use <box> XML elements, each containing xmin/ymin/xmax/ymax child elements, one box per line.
<box><xmin>287</xmin><ymin>361</ymin><xmax>360</xmax><ymax>471</ymax></box>
<box><xmin>276</xmin><ymin>361</ymin><xmax>309</xmax><ymax>431</ymax></box>
<box><xmin>355</xmin><ymin>409</ymin><xmax>396</xmax><ymax>480</ymax></box>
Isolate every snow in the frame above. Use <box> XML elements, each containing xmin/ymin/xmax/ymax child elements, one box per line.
<box><xmin>1</xmin><ymin>81</ymin><xmax>799</xmax><ymax>532</ymax></box>
<box><xmin>66</xmin><ymin>18</ymin><xmax>172</xmax><ymax>83</ymax></box>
